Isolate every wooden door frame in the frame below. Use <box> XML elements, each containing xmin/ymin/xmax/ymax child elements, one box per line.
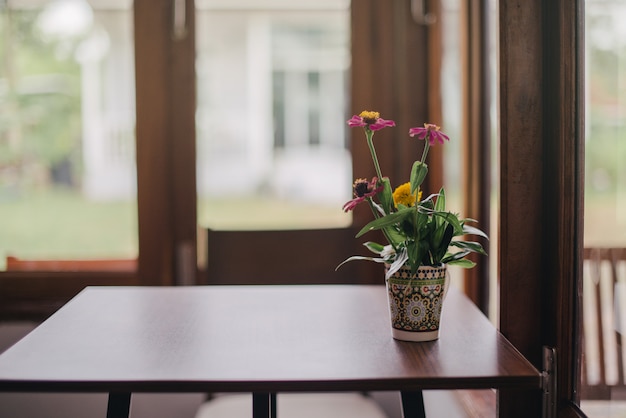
<box><xmin>498</xmin><ymin>0</ymin><xmax>585</xmax><ymax>416</ymax></box>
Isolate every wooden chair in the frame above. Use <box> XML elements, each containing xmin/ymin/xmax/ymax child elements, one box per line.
<box><xmin>581</xmin><ymin>247</ymin><xmax>626</xmax><ymax>400</ymax></box>
<box><xmin>203</xmin><ymin>227</ymin><xmax>382</xmax><ymax>285</ymax></box>
<box><xmin>196</xmin><ymin>228</ymin><xmax>388</xmax><ymax>418</ymax></box>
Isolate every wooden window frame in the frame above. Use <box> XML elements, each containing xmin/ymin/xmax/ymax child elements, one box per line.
<box><xmin>1</xmin><ymin>1</ymin><xmax>589</xmax><ymax>416</ymax></box>
<box><xmin>1</xmin><ymin>0</ymin><xmax>436</xmax><ymax>320</ymax></box>
<box><xmin>0</xmin><ymin>0</ymin><xmax>197</xmax><ymax>320</ymax></box>
<box><xmin>498</xmin><ymin>0</ymin><xmax>585</xmax><ymax>416</ymax></box>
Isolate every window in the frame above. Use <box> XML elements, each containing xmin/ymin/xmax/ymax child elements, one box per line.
<box><xmin>0</xmin><ymin>0</ymin><xmax>137</xmax><ymax>269</ymax></box>
<box><xmin>580</xmin><ymin>0</ymin><xmax>626</xmax><ymax>413</ymax></box>
<box><xmin>195</xmin><ymin>1</ymin><xmax>352</xmax><ymax>230</ymax></box>
<box><xmin>0</xmin><ymin>0</ymin><xmax>439</xmax><ymax>319</ymax></box>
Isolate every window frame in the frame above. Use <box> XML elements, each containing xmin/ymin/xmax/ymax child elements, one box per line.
<box><xmin>0</xmin><ymin>0</ymin><xmax>439</xmax><ymax>319</ymax></box>
<box><xmin>0</xmin><ymin>0</ymin><xmax>197</xmax><ymax>320</ymax></box>
<box><xmin>0</xmin><ymin>1</ymin><xmax>589</xmax><ymax>416</ymax></box>
<box><xmin>498</xmin><ymin>0</ymin><xmax>585</xmax><ymax>416</ymax></box>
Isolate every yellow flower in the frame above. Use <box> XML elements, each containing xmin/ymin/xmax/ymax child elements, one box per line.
<box><xmin>392</xmin><ymin>182</ymin><xmax>422</xmax><ymax>208</ymax></box>
<box><xmin>359</xmin><ymin>110</ymin><xmax>380</xmax><ymax>123</ymax></box>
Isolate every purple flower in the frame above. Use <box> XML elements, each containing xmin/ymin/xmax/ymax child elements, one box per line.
<box><xmin>408</xmin><ymin>123</ymin><xmax>449</xmax><ymax>145</ymax></box>
<box><xmin>342</xmin><ymin>178</ymin><xmax>383</xmax><ymax>212</ymax></box>
<box><xmin>347</xmin><ymin>111</ymin><xmax>396</xmax><ymax>132</ymax></box>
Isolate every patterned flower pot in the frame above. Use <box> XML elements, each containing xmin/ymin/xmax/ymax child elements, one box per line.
<box><xmin>386</xmin><ymin>264</ymin><xmax>449</xmax><ymax>342</ymax></box>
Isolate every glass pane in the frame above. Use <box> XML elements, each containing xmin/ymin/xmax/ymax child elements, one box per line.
<box><xmin>0</xmin><ymin>0</ymin><xmax>137</xmax><ymax>270</ymax></box>
<box><xmin>440</xmin><ymin>0</ymin><xmax>465</xmax><ymax>294</ymax></box>
<box><xmin>581</xmin><ymin>0</ymin><xmax>626</xmax><ymax>413</ymax></box>
<box><xmin>196</xmin><ymin>0</ymin><xmax>351</xmax><ymax>230</ymax></box>
<box><xmin>441</xmin><ymin>0</ymin><xmax>498</xmax><ymax>322</ymax></box>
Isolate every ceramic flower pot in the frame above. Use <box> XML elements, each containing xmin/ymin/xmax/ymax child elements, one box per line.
<box><xmin>385</xmin><ymin>264</ymin><xmax>449</xmax><ymax>342</ymax></box>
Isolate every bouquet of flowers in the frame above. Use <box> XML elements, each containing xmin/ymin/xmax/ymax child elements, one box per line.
<box><xmin>338</xmin><ymin>110</ymin><xmax>488</xmax><ymax>278</ymax></box>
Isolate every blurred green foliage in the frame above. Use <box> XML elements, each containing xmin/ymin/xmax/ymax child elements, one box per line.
<box><xmin>0</xmin><ymin>8</ymin><xmax>82</xmax><ymax>188</ymax></box>
<box><xmin>585</xmin><ymin>10</ymin><xmax>626</xmax><ymax>197</ymax></box>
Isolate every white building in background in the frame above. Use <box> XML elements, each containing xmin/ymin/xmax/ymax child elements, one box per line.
<box><xmin>77</xmin><ymin>3</ymin><xmax>136</xmax><ymax>200</ymax></box>
<box><xmin>74</xmin><ymin>0</ymin><xmax>351</xmax><ymax>204</ymax></box>
<box><xmin>195</xmin><ymin>1</ymin><xmax>352</xmax><ymax>205</ymax></box>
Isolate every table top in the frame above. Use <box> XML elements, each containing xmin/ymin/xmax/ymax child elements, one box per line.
<box><xmin>0</xmin><ymin>285</ymin><xmax>540</xmax><ymax>393</ymax></box>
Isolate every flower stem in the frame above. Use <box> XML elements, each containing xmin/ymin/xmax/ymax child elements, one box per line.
<box><xmin>416</xmin><ymin>135</ymin><xmax>430</xmax><ymax>208</ymax></box>
<box><xmin>365</xmin><ymin>129</ymin><xmax>384</xmax><ymax>181</ymax></box>
<box><xmin>420</xmin><ymin>136</ymin><xmax>430</xmax><ymax>164</ymax></box>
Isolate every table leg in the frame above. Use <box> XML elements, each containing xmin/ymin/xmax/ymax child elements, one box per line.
<box><xmin>400</xmin><ymin>390</ymin><xmax>426</xmax><ymax>418</ymax></box>
<box><xmin>252</xmin><ymin>392</ymin><xmax>276</xmax><ymax>418</ymax></box>
<box><xmin>106</xmin><ymin>392</ymin><xmax>131</xmax><ymax>418</ymax></box>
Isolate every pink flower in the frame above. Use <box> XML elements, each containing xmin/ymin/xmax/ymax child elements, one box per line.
<box><xmin>408</xmin><ymin>123</ymin><xmax>449</xmax><ymax>145</ymax></box>
<box><xmin>347</xmin><ymin>111</ymin><xmax>396</xmax><ymax>132</ymax></box>
<box><xmin>342</xmin><ymin>178</ymin><xmax>383</xmax><ymax>212</ymax></box>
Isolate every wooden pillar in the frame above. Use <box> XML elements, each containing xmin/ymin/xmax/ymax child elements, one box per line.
<box><xmin>135</xmin><ymin>0</ymin><xmax>196</xmax><ymax>286</ymax></box>
<box><xmin>499</xmin><ymin>0</ymin><xmax>584</xmax><ymax>415</ymax></box>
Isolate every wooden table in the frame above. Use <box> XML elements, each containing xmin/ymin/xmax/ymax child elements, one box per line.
<box><xmin>0</xmin><ymin>285</ymin><xmax>540</xmax><ymax>417</ymax></box>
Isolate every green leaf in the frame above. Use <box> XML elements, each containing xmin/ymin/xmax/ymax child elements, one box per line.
<box><xmin>446</xmin><ymin>258</ymin><xmax>476</xmax><ymax>268</ymax></box>
<box><xmin>432</xmin><ymin>211</ymin><xmax>464</xmax><ymax>235</ymax></box>
<box><xmin>441</xmin><ymin>250</ymin><xmax>471</xmax><ymax>264</ymax></box>
<box><xmin>414</xmin><ymin>209</ymin><xmax>428</xmax><ymax>229</ymax></box>
<box><xmin>432</xmin><ymin>223</ymin><xmax>455</xmax><ymax>263</ymax></box>
<box><xmin>355</xmin><ymin>208</ymin><xmax>414</xmax><ymax>238</ymax></box>
<box><xmin>335</xmin><ymin>255</ymin><xmax>386</xmax><ymax>271</ymax></box>
<box><xmin>407</xmin><ymin>240</ymin><xmax>419</xmax><ymax>270</ymax></box>
<box><xmin>432</xmin><ymin>218</ymin><xmax>448</xmax><ymax>249</ymax></box>
<box><xmin>450</xmin><ymin>240</ymin><xmax>487</xmax><ymax>255</ymax></box>
<box><xmin>463</xmin><ymin>224</ymin><xmax>489</xmax><ymax>240</ymax></box>
<box><xmin>363</xmin><ymin>241</ymin><xmax>385</xmax><ymax>254</ymax></box>
<box><xmin>432</xmin><ymin>188</ymin><xmax>448</xmax><ymax>233</ymax></box>
<box><xmin>384</xmin><ymin>226</ymin><xmax>406</xmax><ymax>248</ymax></box>
<box><xmin>410</xmin><ymin>161</ymin><xmax>428</xmax><ymax>194</ymax></box>
<box><xmin>434</xmin><ymin>187</ymin><xmax>446</xmax><ymax>212</ymax></box>
<box><xmin>379</xmin><ymin>178</ymin><xmax>394</xmax><ymax>213</ymax></box>
<box><xmin>416</xmin><ymin>239</ymin><xmax>430</xmax><ymax>269</ymax></box>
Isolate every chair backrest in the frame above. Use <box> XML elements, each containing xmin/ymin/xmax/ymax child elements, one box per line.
<box><xmin>204</xmin><ymin>228</ymin><xmax>383</xmax><ymax>285</ymax></box>
<box><xmin>581</xmin><ymin>247</ymin><xmax>626</xmax><ymax>400</ymax></box>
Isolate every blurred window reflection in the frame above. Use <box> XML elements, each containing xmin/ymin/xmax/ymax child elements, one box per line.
<box><xmin>0</xmin><ymin>0</ymin><xmax>136</xmax><ymax>267</ymax></box>
<box><xmin>195</xmin><ymin>0</ymin><xmax>352</xmax><ymax>230</ymax></box>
